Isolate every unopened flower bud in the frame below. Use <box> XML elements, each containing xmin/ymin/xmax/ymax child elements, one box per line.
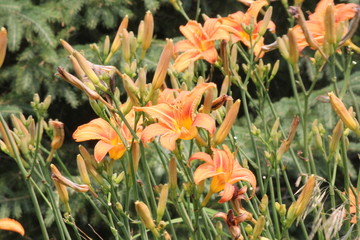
<box><xmin>277</xmin><ymin>116</ymin><xmax>300</xmax><ymax>162</ymax></box>
<box><xmin>253</xmin><ymin>215</ymin><xmax>265</xmax><ymax>239</ymax></box>
<box><xmin>220</xmin><ymin>76</ymin><xmax>230</xmax><ymax>96</ymax></box>
<box><xmin>328</xmin><ymin>92</ymin><xmax>360</xmax><ymax>135</ymax></box>
<box><xmin>245</xmin><ymin>223</ymin><xmax>253</xmax><ymax>235</ymax></box>
<box><xmin>50</xmin><ymin>121</ymin><xmax>64</xmax><ymax>150</ymax></box>
<box><xmin>258</xmin><ymin>7</ymin><xmax>273</xmax><ymax>36</ymax></box>
<box><xmin>287</xmin><ymin>28</ymin><xmax>299</xmax><ymax>72</ymax></box>
<box><xmin>329</xmin><ymin>120</ymin><xmax>343</xmax><ymax>160</ymax></box>
<box><xmin>213</xmin><ymin>99</ymin><xmax>241</xmax><ymax>145</ymax></box>
<box><xmin>135</xmin><ymin>201</ymin><xmax>160</xmax><ymax>237</ymax></box>
<box><xmin>259</xmin><ymin>194</ymin><xmax>268</xmax><ymax>214</ymax></box>
<box><xmin>60</xmin><ymin>39</ymin><xmax>74</xmax><ymax>55</ymax></box>
<box><xmin>131</xmin><ymin>142</ymin><xmax>140</xmax><ymax>173</ymax></box>
<box><xmin>168</xmin><ymin>157</ymin><xmax>178</xmax><ymax>191</ymax></box>
<box><xmin>277</xmin><ymin>36</ymin><xmax>289</xmax><ymax>61</ymax></box>
<box><xmin>122</xmin><ymin>28</ymin><xmax>131</xmax><ymax>63</ymax></box>
<box><xmin>142</xmin><ymin>11</ymin><xmax>154</xmax><ymax>57</ymax></box>
<box><xmin>324</xmin><ymin>4</ymin><xmax>336</xmax><ymax>46</ymax></box>
<box><xmin>0</xmin><ymin>27</ymin><xmax>7</xmax><ymax>68</ymax></box>
<box><xmin>77</xmin><ymin>154</ymin><xmax>91</xmax><ymax>185</ymax></box>
<box><xmin>137</xmin><ymin>20</ymin><xmax>144</xmax><ymax>44</ymax></box>
<box><xmin>73</xmin><ymin>51</ymin><xmax>107</xmax><ymax>92</ymax></box>
<box><xmin>157</xmin><ymin>184</ymin><xmax>169</xmax><ymax>222</ymax></box>
<box><xmin>110</xmin><ymin>15</ymin><xmax>129</xmax><ymax>54</ymax></box>
<box><xmin>54</xmin><ymin>179</ymin><xmax>69</xmax><ymax>204</ymax></box>
<box><xmin>152</xmin><ymin>39</ymin><xmax>173</xmax><ymax>91</ymax></box>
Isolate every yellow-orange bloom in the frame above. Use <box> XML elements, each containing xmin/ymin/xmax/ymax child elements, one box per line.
<box><xmin>220</xmin><ymin>0</ymin><xmax>275</xmax><ymax>57</ymax></box>
<box><xmin>134</xmin><ymin>83</ymin><xmax>216</xmax><ymax>151</ymax></box>
<box><xmin>0</xmin><ymin>218</ymin><xmax>25</xmax><ymax>236</ymax></box>
<box><xmin>347</xmin><ymin>188</ymin><xmax>360</xmax><ymax>223</ymax></box>
<box><xmin>73</xmin><ymin>112</ymin><xmax>141</xmax><ymax>162</ymax></box>
<box><xmin>292</xmin><ymin>0</ymin><xmax>358</xmax><ymax>52</ymax></box>
<box><xmin>189</xmin><ymin>145</ymin><xmax>256</xmax><ymax>203</ymax></box>
<box><xmin>173</xmin><ymin>19</ymin><xmax>229</xmax><ymax>72</ymax></box>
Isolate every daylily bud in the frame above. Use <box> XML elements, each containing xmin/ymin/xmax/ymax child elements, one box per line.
<box><xmin>152</xmin><ymin>39</ymin><xmax>174</xmax><ymax>91</ymax></box>
<box><xmin>253</xmin><ymin>215</ymin><xmax>265</xmax><ymax>239</ymax></box>
<box><xmin>142</xmin><ymin>11</ymin><xmax>154</xmax><ymax>57</ymax></box>
<box><xmin>138</xmin><ymin>67</ymin><xmax>147</xmax><ymax>98</ymax></box>
<box><xmin>245</xmin><ymin>223</ymin><xmax>253</xmax><ymax>235</ymax></box>
<box><xmin>77</xmin><ymin>154</ymin><xmax>91</xmax><ymax>185</ymax></box>
<box><xmin>73</xmin><ymin>51</ymin><xmax>107</xmax><ymax>92</ymax></box>
<box><xmin>220</xmin><ymin>40</ymin><xmax>230</xmax><ymax>76</ymax></box>
<box><xmin>277</xmin><ymin>36</ymin><xmax>289</xmax><ymax>61</ymax></box>
<box><xmin>0</xmin><ymin>218</ymin><xmax>25</xmax><ymax>236</ymax></box>
<box><xmin>51</xmin><ymin>164</ymin><xmax>90</xmax><ymax>193</ymax></box>
<box><xmin>213</xmin><ymin>99</ymin><xmax>241</xmax><ymax>146</ymax></box>
<box><xmin>285</xmin><ymin>175</ymin><xmax>315</xmax><ymax>228</ymax></box>
<box><xmin>271</xmin><ymin>117</ymin><xmax>280</xmax><ymax>146</ymax></box>
<box><xmin>129</xmin><ymin>31</ymin><xmax>137</xmax><ymax>55</ymax></box>
<box><xmin>122</xmin><ymin>74</ymin><xmax>140</xmax><ymax>105</ymax></box>
<box><xmin>122</xmin><ymin>29</ymin><xmax>131</xmax><ymax>63</ymax></box>
<box><xmin>103</xmin><ymin>35</ymin><xmax>110</xmax><ymax>56</ymax></box>
<box><xmin>49</xmin><ymin>120</ymin><xmax>64</xmax><ymax>150</ymax></box>
<box><xmin>212</xmin><ymin>95</ymin><xmax>231</xmax><ymax>111</ymax></box>
<box><xmin>328</xmin><ymin>92</ymin><xmax>360</xmax><ymax>135</ymax></box>
<box><xmin>157</xmin><ymin>184</ymin><xmax>169</xmax><ymax>222</ymax></box>
<box><xmin>169</xmin><ymin>0</ymin><xmax>181</xmax><ymax>11</ymax></box>
<box><xmin>202</xmin><ymin>88</ymin><xmax>215</xmax><ymax>114</ymax></box>
<box><xmin>328</xmin><ymin>120</ymin><xmax>343</xmax><ymax>160</ymax></box>
<box><xmin>277</xmin><ymin>116</ymin><xmax>300</xmax><ymax>162</ymax></box>
<box><xmin>163</xmin><ymin>231</ymin><xmax>171</xmax><ymax>240</ymax></box>
<box><xmin>60</xmin><ymin>39</ymin><xmax>74</xmax><ymax>55</ymax></box>
<box><xmin>270</xmin><ymin>60</ymin><xmax>280</xmax><ymax>80</ymax></box>
<box><xmin>53</xmin><ymin>179</ymin><xmax>69</xmax><ymax>204</ymax></box>
<box><xmin>288</xmin><ymin>28</ymin><xmax>299</xmax><ymax>72</ymax></box>
<box><xmin>110</xmin><ymin>15</ymin><xmax>129</xmax><ymax>54</ymax></box>
<box><xmin>113</xmin><ymin>171</ymin><xmax>125</xmax><ymax>184</ymax></box>
<box><xmin>259</xmin><ymin>194</ymin><xmax>268</xmax><ymax>214</ymax></box>
<box><xmin>324</xmin><ymin>4</ymin><xmax>336</xmax><ymax>46</ymax></box>
<box><xmin>0</xmin><ymin>27</ymin><xmax>7</xmax><ymax>68</ymax></box>
<box><xmin>258</xmin><ymin>7</ymin><xmax>273</xmax><ymax>36</ymax></box>
<box><xmin>131</xmin><ymin>142</ymin><xmax>140</xmax><ymax>173</ymax></box>
<box><xmin>230</xmin><ymin>44</ymin><xmax>238</xmax><ymax>70</ymax></box>
<box><xmin>168</xmin><ymin>157</ymin><xmax>178</xmax><ymax>191</ymax></box>
<box><xmin>311</xmin><ymin>119</ymin><xmax>323</xmax><ymax>150</ymax></box>
<box><xmin>135</xmin><ymin>201</ymin><xmax>160</xmax><ymax>237</ymax></box>
<box><xmin>137</xmin><ymin>20</ymin><xmax>144</xmax><ymax>44</ymax></box>
<box><xmin>220</xmin><ymin>76</ymin><xmax>230</xmax><ymax>96</ymax></box>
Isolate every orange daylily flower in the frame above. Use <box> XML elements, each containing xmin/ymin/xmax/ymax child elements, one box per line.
<box><xmin>220</xmin><ymin>0</ymin><xmax>275</xmax><ymax>57</ymax></box>
<box><xmin>0</xmin><ymin>218</ymin><xmax>25</xmax><ymax>236</ymax></box>
<box><xmin>134</xmin><ymin>83</ymin><xmax>216</xmax><ymax>151</ymax></box>
<box><xmin>344</xmin><ymin>187</ymin><xmax>360</xmax><ymax>223</ymax></box>
<box><xmin>292</xmin><ymin>0</ymin><xmax>358</xmax><ymax>52</ymax></box>
<box><xmin>73</xmin><ymin>111</ymin><xmax>141</xmax><ymax>162</ymax></box>
<box><xmin>173</xmin><ymin>19</ymin><xmax>229</xmax><ymax>72</ymax></box>
<box><xmin>189</xmin><ymin>145</ymin><xmax>256</xmax><ymax>203</ymax></box>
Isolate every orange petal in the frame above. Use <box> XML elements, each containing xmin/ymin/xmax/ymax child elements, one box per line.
<box><xmin>159</xmin><ymin>131</ymin><xmax>180</xmax><ymax>151</ymax></box>
<box><xmin>141</xmin><ymin>123</ymin><xmax>171</xmax><ymax>143</ymax></box>
<box><xmin>230</xmin><ymin>167</ymin><xmax>257</xmax><ymax>197</ymax></box>
<box><xmin>193</xmin><ymin>113</ymin><xmax>216</xmax><ymax>135</ymax></box>
<box><xmin>201</xmin><ymin>47</ymin><xmax>218</xmax><ymax>64</ymax></box>
<box><xmin>188</xmin><ymin>152</ymin><xmax>213</xmax><ymax>165</ymax></box>
<box><xmin>174</xmin><ymin>40</ymin><xmax>196</xmax><ymax>53</ymax></box>
<box><xmin>0</xmin><ymin>218</ymin><xmax>25</xmax><ymax>236</ymax></box>
<box><xmin>193</xmin><ymin>163</ymin><xmax>219</xmax><ymax>184</ymax></box>
<box><xmin>181</xmin><ymin>83</ymin><xmax>216</xmax><ymax>118</ymax></box>
<box><xmin>94</xmin><ymin>140</ymin><xmax>113</xmax><ymax>162</ymax></box>
<box><xmin>173</xmin><ymin>50</ymin><xmax>201</xmax><ymax>72</ymax></box>
<box><xmin>73</xmin><ymin>118</ymin><xmax>112</xmax><ymax>142</ymax></box>
<box><xmin>218</xmin><ymin>183</ymin><xmax>235</xmax><ymax>203</ymax></box>
<box><xmin>179</xmin><ymin>21</ymin><xmax>204</xmax><ymax>47</ymax></box>
<box><xmin>246</xmin><ymin>0</ymin><xmax>268</xmax><ymax>19</ymax></box>
<box><xmin>134</xmin><ymin>104</ymin><xmax>175</xmax><ymax>129</ymax></box>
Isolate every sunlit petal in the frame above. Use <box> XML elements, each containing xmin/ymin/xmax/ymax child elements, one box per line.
<box><xmin>0</xmin><ymin>218</ymin><xmax>25</xmax><ymax>236</ymax></box>
<box><xmin>218</xmin><ymin>183</ymin><xmax>235</xmax><ymax>203</ymax></box>
<box><xmin>193</xmin><ymin>113</ymin><xmax>216</xmax><ymax>135</ymax></box>
<box><xmin>94</xmin><ymin>140</ymin><xmax>114</xmax><ymax>162</ymax></box>
<box><xmin>160</xmin><ymin>131</ymin><xmax>181</xmax><ymax>151</ymax></box>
